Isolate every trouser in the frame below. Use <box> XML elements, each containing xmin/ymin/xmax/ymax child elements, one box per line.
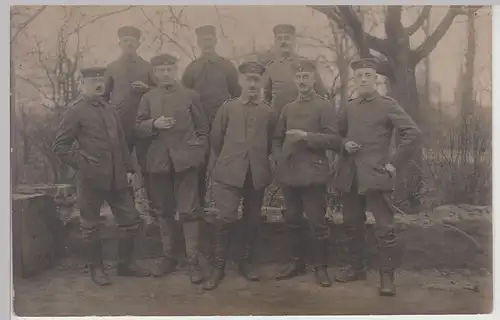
<box><xmin>342</xmin><ymin>177</ymin><xmax>400</xmax><ymax>272</ymax></box>
<box><xmin>77</xmin><ymin>178</ymin><xmax>142</xmax><ymax>266</ymax></box>
<box><xmin>212</xmin><ymin>169</ymin><xmax>265</xmax><ymax>266</ymax></box>
<box><xmin>148</xmin><ymin>169</ymin><xmax>201</xmax><ymax>264</ymax></box>
<box><xmin>281</xmin><ymin>184</ymin><xmax>330</xmax><ymax>267</ymax></box>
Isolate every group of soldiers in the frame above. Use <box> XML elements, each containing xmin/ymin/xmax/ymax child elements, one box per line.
<box><xmin>52</xmin><ymin>23</ymin><xmax>421</xmax><ymax>297</ymax></box>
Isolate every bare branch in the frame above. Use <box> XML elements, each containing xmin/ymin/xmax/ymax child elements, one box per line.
<box><xmin>10</xmin><ymin>6</ymin><xmax>47</xmax><ymax>44</ymax></box>
<box><xmin>406</xmin><ymin>6</ymin><xmax>432</xmax><ymax>35</ymax></box>
<box><xmin>140</xmin><ymin>8</ymin><xmax>195</xmax><ymax>60</ymax></box>
<box><xmin>15</xmin><ymin>75</ymin><xmax>53</xmax><ymax>109</ymax></box>
<box><xmin>67</xmin><ymin>6</ymin><xmax>135</xmax><ymax>36</ymax></box>
<box><xmin>411</xmin><ymin>6</ymin><xmax>483</xmax><ymax>64</ymax></box>
<box><xmin>213</xmin><ymin>5</ymin><xmax>226</xmax><ymax>38</ymax></box>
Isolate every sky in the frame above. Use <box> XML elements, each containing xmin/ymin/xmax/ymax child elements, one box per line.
<box><xmin>15</xmin><ymin>5</ymin><xmax>492</xmax><ymax>106</ymax></box>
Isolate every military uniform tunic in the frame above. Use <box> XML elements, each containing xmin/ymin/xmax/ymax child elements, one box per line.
<box><xmin>52</xmin><ymin>96</ymin><xmax>140</xmax><ymax>233</ymax></box>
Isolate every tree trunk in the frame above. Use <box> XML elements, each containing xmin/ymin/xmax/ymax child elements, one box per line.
<box><xmin>388</xmin><ymin>59</ymin><xmax>423</xmax><ymax>210</ymax></box>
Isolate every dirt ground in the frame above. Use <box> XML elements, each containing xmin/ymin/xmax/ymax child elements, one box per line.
<box><xmin>13</xmin><ymin>258</ymin><xmax>492</xmax><ymax>317</ymax></box>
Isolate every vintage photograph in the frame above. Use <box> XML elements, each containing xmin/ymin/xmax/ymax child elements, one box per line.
<box><xmin>10</xmin><ymin>4</ymin><xmax>492</xmax><ymax>316</ymax></box>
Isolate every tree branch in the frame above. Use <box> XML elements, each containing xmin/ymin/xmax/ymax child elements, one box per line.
<box><xmin>406</xmin><ymin>6</ymin><xmax>431</xmax><ymax>35</ymax></box>
<box><xmin>140</xmin><ymin>8</ymin><xmax>195</xmax><ymax>60</ymax></box>
<box><xmin>10</xmin><ymin>6</ymin><xmax>47</xmax><ymax>44</ymax></box>
<box><xmin>411</xmin><ymin>5</ymin><xmax>484</xmax><ymax>64</ymax></box>
<box><xmin>67</xmin><ymin>6</ymin><xmax>135</xmax><ymax>36</ymax></box>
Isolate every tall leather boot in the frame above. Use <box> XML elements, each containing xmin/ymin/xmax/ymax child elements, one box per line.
<box><xmin>275</xmin><ymin>223</ymin><xmax>307</xmax><ymax>280</ymax></box>
<box><xmin>237</xmin><ymin>224</ymin><xmax>260</xmax><ymax>281</ymax></box>
<box><xmin>173</xmin><ymin>220</ymin><xmax>188</xmax><ymax>268</ymax></box>
<box><xmin>82</xmin><ymin>231</ymin><xmax>111</xmax><ymax>286</ymax></box>
<box><xmin>116</xmin><ymin>227</ymin><xmax>151</xmax><ymax>277</ymax></box>
<box><xmin>185</xmin><ymin>220</ymin><xmax>204</xmax><ymax>285</ymax></box>
<box><xmin>203</xmin><ymin>221</ymin><xmax>233</xmax><ymax>291</ymax></box>
<box><xmin>335</xmin><ymin>225</ymin><xmax>367</xmax><ymax>283</ymax></box>
<box><xmin>152</xmin><ymin>216</ymin><xmax>177</xmax><ymax>277</ymax></box>
<box><xmin>377</xmin><ymin>228</ymin><xmax>399</xmax><ymax>296</ymax></box>
<box><xmin>311</xmin><ymin>226</ymin><xmax>332</xmax><ymax>287</ymax></box>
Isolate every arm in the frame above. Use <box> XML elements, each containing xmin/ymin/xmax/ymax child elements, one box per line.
<box><xmin>102</xmin><ymin>68</ymin><xmax>114</xmax><ymax>103</ymax></box>
<box><xmin>388</xmin><ymin>101</ymin><xmax>422</xmax><ymax>169</ymax></box>
<box><xmin>114</xmin><ymin>110</ymin><xmax>134</xmax><ymax>173</ymax></box>
<box><xmin>52</xmin><ymin>107</ymin><xmax>80</xmax><ymax>169</ymax></box>
<box><xmin>306</xmin><ymin>102</ymin><xmax>343</xmax><ymax>152</ymax></box>
<box><xmin>135</xmin><ymin>95</ymin><xmax>157</xmax><ymax>138</ymax></box>
<box><xmin>190</xmin><ymin>93</ymin><xmax>210</xmax><ymax>143</ymax></box>
<box><xmin>181</xmin><ymin>62</ymin><xmax>195</xmax><ymax>89</ymax></box>
<box><xmin>226</xmin><ymin>60</ymin><xmax>242</xmax><ymax>98</ymax></box>
<box><xmin>209</xmin><ymin>102</ymin><xmax>228</xmax><ymax>158</ymax></box>
<box><xmin>267</xmin><ymin>109</ymin><xmax>278</xmax><ymax>156</ymax></box>
<box><xmin>262</xmin><ymin>70</ymin><xmax>273</xmax><ymax>104</ymax></box>
<box><xmin>272</xmin><ymin>104</ymin><xmax>287</xmax><ymax>161</ymax></box>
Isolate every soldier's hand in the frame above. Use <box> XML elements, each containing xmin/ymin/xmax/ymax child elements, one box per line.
<box><xmin>131</xmin><ymin>80</ymin><xmax>149</xmax><ymax>91</ymax></box>
<box><xmin>153</xmin><ymin>116</ymin><xmax>175</xmax><ymax>130</ymax></box>
<box><xmin>344</xmin><ymin>141</ymin><xmax>362</xmax><ymax>154</ymax></box>
<box><xmin>286</xmin><ymin>129</ymin><xmax>308</xmax><ymax>140</ymax></box>
<box><xmin>385</xmin><ymin>163</ymin><xmax>396</xmax><ymax>176</ymax></box>
<box><xmin>127</xmin><ymin>172</ymin><xmax>135</xmax><ymax>186</ymax></box>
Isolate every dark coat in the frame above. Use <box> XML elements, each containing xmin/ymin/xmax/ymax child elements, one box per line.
<box><xmin>181</xmin><ymin>53</ymin><xmax>242</xmax><ymax>124</ymax></box>
<box><xmin>210</xmin><ymin>98</ymin><xmax>277</xmax><ymax>190</ymax></box>
<box><xmin>272</xmin><ymin>92</ymin><xmax>337</xmax><ymax>187</ymax></box>
<box><xmin>103</xmin><ymin>54</ymin><xmax>158</xmax><ymax>138</ymax></box>
<box><xmin>307</xmin><ymin>92</ymin><xmax>422</xmax><ymax>194</ymax></box>
<box><xmin>52</xmin><ymin>97</ymin><xmax>133</xmax><ymax>191</ymax></box>
<box><xmin>135</xmin><ymin>82</ymin><xmax>210</xmax><ymax>174</ymax></box>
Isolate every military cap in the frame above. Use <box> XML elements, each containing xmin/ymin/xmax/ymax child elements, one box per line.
<box><xmin>118</xmin><ymin>26</ymin><xmax>141</xmax><ymax>40</ymax></box>
<box><xmin>293</xmin><ymin>59</ymin><xmax>316</xmax><ymax>73</ymax></box>
<box><xmin>350</xmin><ymin>57</ymin><xmax>378</xmax><ymax>71</ymax></box>
<box><xmin>238</xmin><ymin>61</ymin><xmax>266</xmax><ymax>75</ymax></box>
<box><xmin>80</xmin><ymin>67</ymin><xmax>106</xmax><ymax>78</ymax></box>
<box><xmin>273</xmin><ymin>24</ymin><xmax>296</xmax><ymax>35</ymax></box>
<box><xmin>150</xmin><ymin>53</ymin><xmax>178</xmax><ymax>66</ymax></box>
<box><xmin>195</xmin><ymin>25</ymin><xmax>216</xmax><ymax>36</ymax></box>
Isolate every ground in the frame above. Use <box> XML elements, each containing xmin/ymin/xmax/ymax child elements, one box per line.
<box><xmin>13</xmin><ymin>259</ymin><xmax>492</xmax><ymax>316</ymax></box>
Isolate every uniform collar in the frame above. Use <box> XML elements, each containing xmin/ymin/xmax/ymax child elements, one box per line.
<box><xmin>298</xmin><ymin>90</ymin><xmax>316</xmax><ymax>101</ymax></box>
<box><xmin>201</xmin><ymin>51</ymin><xmax>220</xmax><ymax>63</ymax></box>
<box><xmin>278</xmin><ymin>52</ymin><xmax>297</xmax><ymax>62</ymax></box>
<box><xmin>84</xmin><ymin>95</ymin><xmax>106</xmax><ymax>107</ymax></box>
<box><xmin>359</xmin><ymin>90</ymin><xmax>379</xmax><ymax>102</ymax></box>
<box><xmin>239</xmin><ymin>94</ymin><xmax>260</xmax><ymax>105</ymax></box>
<box><xmin>160</xmin><ymin>81</ymin><xmax>180</xmax><ymax>92</ymax></box>
<box><xmin>120</xmin><ymin>53</ymin><xmax>139</xmax><ymax>63</ymax></box>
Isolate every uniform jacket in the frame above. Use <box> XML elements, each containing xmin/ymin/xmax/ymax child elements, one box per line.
<box><xmin>263</xmin><ymin>53</ymin><xmax>328</xmax><ymax>118</ymax></box>
<box><xmin>103</xmin><ymin>54</ymin><xmax>158</xmax><ymax>138</ymax></box>
<box><xmin>135</xmin><ymin>82</ymin><xmax>210</xmax><ymax>174</ymax></box>
<box><xmin>272</xmin><ymin>92</ymin><xmax>337</xmax><ymax>187</ymax></box>
<box><xmin>181</xmin><ymin>53</ymin><xmax>242</xmax><ymax>124</ymax></box>
<box><xmin>210</xmin><ymin>97</ymin><xmax>277</xmax><ymax>190</ymax></box>
<box><xmin>307</xmin><ymin>92</ymin><xmax>422</xmax><ymax>194</ymax></box>
<box><xmin>52</xmin><ymin>96</ymin><xmax>133</xmax><ymax>191</ymax></box>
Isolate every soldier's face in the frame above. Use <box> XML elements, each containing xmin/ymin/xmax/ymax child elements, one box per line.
<box><xmin>119</xmin><ymin>36</ymin><xmax>139</xmax><ymax>55</ymax></box>
<box><xmin>294</xmin><ymin>71</ymin><xmax>316</xmax><ymax>93</ymax></box>
<box><xmin>354</xmin><ymin>68</ymin><xmax>377</xmax><ymax>95</ymax></box>
<box><xmin>274</xmin><ymin>33</ymin><xmax>295</xmax><ymax>54</ymax></box>
<box><xmin>154</xmin><ymin>64</ymin><xmax>178</xmax><ymax>85</ymax></box>
<box><xmin>83</xmin><ymin>77</ymin><xmax>106</xmax><ymax>97</ymax></box>
<box><xmin>197</xmin><ymin>35</ymin><xmax>217</xmax><ymax>53</ymax></box>
<box><xmin>240</xmin><ymin>73</ymin><xmax>263</xmax><ymax>97</ymax></box>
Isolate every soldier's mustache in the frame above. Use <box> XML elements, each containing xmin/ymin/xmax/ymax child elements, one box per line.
<box><xmin>96</xmin><ymin>85</ymin><xmax>103</xmax><ymax>91</ymax></box>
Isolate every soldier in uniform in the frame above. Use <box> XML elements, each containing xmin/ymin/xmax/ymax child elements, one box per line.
<box><xmin>53</xmin><ymin>67</ymin><xmax>151</xmax><ymax>286</ymax></box>
<box><xmin>182</xmin><ymin>24</ymin><xmax>242</xmax><ymax>267</ymax></box>
<box><xmin>203</xmin><ymin>61</ymin><xmax>276</xmax><ymax>291</ymax></box>
<box><xmin>263</xmin><ymin>24</ymin><xmax>328</xmax><ymax>118</ymax></box>
<box><xmin>135</xmin><ymin>53</ymin><xmax>210</xmax><ymax>284</ymax></box>
<box><xmin>297</xmin><ymin>58</ymin><xmax>421</xmax><ymax>296</ymax></box>
<box><xmin>272</xmin><ymin>60</ymin><xmax>337</xmax><ymax>287</ymax></box>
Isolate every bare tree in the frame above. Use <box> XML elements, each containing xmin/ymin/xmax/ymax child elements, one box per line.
<box><xmin>309</xmin><ymin>5</ymin><xmax>484</xmax><ymax>209</ymax></box>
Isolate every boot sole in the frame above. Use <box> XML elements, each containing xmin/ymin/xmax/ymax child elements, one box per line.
<box><xmin>275</xmin><ymin>269</ymin><xmax>306</xmax><ymax>281</ymax></box>
<box><xmin>379</xmin><ymin>290</ymin><xmax>396</xmax><ymax>297</ymax></box>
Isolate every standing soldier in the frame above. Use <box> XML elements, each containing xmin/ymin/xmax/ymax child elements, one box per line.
<box><xmin>135</xmin><ymin>54</ymin><xmax>210</xmax><ymax>284</ymax></box>
<box><xmin>182</xmin><ymin>24</ymin><xmax>242</xmax><ymax>212</ymax></box>
<box><xmin>203</xmin><ymin>61</ymin><xmax>276</xmax><ymax>291</ymax></box>
<box><xmin>263</xmin><ymin>24</ymin><xmax>328</xmax><ymax>118</ymax></box>
<box><xmin>299</xmin><ymin>58</ymin><xmax>421</xmax><ymax>296</ymax></box>
<box><xmin>272</xmin><ymin>60</ymin><xmax>337</xmax><ymax>287</ymax></box>
<box><xmin>53</xmin><ymin>67</ymin><xmax>151</xmax><ymax>286</ymax></box>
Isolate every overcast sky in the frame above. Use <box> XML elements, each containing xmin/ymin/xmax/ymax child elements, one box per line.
<box><xmin>17</xmin><ymin>5</ymin><xmax>492</xmax><ymax>105</ymax></box>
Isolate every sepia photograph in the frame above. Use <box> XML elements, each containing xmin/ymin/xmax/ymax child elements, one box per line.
<box><xmin>9</xmin><ymin>3</ymin><xmax>493</xmax><ymax>317</ymax></box>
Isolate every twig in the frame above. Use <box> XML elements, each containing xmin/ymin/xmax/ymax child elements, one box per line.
<box><xmin>11</xmin><ymin>5</ymin><xmax>47</xmax><ymax>44</ymax></box>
